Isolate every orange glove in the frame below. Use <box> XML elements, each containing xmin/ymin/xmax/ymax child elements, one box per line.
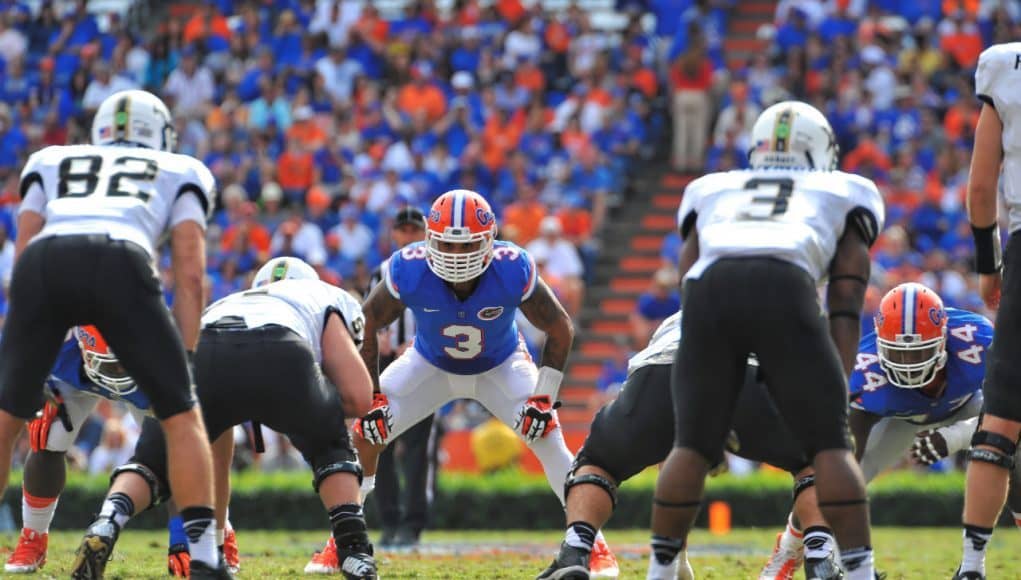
<box><xmin>168</xmin><ymin>543</ymin><xmax>190</xmax><ymax>577</ymax></box>
<box><xmin>28</xmin><ymin>401</ymin><xmax>59</xmax><ymax>453</ymax></box>
<box><xmin>354</xmin><ymin>393</ymin><xmax>393</xmax><ymax>445</ymax></box>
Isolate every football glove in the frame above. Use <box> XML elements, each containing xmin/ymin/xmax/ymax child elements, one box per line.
<box><xmin>28</xmin><ymin>400</ymin><xmax>59</xmax><ymax>453</ymax></box>
<box><xmin>513</xmin><ymin>395</ymin><xmax>560</xmax><ymax>443</ymax></box>
<box><xmin>167</xmin><ymin>543</ymin><xmax>190</xmax><ymax>577</ymax></box>
<box><xmin>911</xmin><ymin>429</ymin><xmax>949</xmax><ymax>465</ymax></box>
<box><xmin>355</xmin><ymin>393</ymin><xmax>393</xmax><ymax>445</ymax></box>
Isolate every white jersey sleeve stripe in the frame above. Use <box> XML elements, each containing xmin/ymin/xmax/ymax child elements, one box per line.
<box><xmin>522</xmin><ymin>251</ymin><xmax>538</xmax><ymax>301</ymax></box>
<box><xmin>384</xmin><ymin>260</ymin><xmax>400</xmax><ymax>299</ymax></box>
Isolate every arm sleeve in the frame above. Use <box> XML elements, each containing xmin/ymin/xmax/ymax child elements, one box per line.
<box><xmin>520</xmin><ymin>247</ymin><xmax>538</xmax><ymax>302</ymax></box>
<box><xmin>975</xmin><ymin>46</ymin><xmax>1001</xmax><ymax>110</ymax></box>
<box><xmin>17</xmin><ymin>150</ymin><xmax>48</xmax><ymax>216</ymax></box>
<box><xmin>383</xmin><ymin>251</ymin><xmax>401</xmax><ymax>299</ymax></box>
<box><xmin>677</xmin><ymin>178</ymin><xmax>702</xmax><ymax>240</ymax></box>
<box><xmin>845</xmin><ymin>175</ymin><xmax>886</xmax><ymax>247</ymax></box>
<box><xmin>169</xmin><ymin>193</ymin><xmax>207</xmax><ymax>229</ymax></box>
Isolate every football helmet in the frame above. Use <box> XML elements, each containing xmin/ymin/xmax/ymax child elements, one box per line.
<box><xmin>91</xmin><ymin>89</ymin><xmax>177</xmax><ymax>152</ymax></box>
<box><xmin>252</xmin><ymin>257</ymin><xmax>319</xmax><ymax>288</ymax></box>
<box><xmin>425</xmin><ymin>189</ymin><xmax>497</xmax><ymax>283</ymax></box>
<box><xmin>874</xmin><ymin>282</ymin><xmax>948</xmax><ymax>388</ymax></box>
<box><xmin>748</xmin><ymin>101</ymin><xmax>838</xmax><ymax>171</ymax></box>
<box><xmin>74</xmin><ymin>326</ymin><xmax>137</xmax><ymax>396</ymax></box>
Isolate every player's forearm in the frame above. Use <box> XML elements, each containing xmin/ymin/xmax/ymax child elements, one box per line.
<box><xmin>828</xmin><ymin>316</ymin><xmax>861</xmax><ymax>378</ymax></box>
<box><xmin>172</xmin><ymin>280</ymin><xmax>203</xmax><ymax>350</ymax></box>
<box><xmin>539</xmin><ymin>319</ymin><xmax>574</xmax><ymax>372</ymax></box>
<box><xmin>967</xmin><ymin>104</ymin><xmax>1003</xmax><ymax>228</ymax></box>
<box><xmin>359</xmin><ymin>325</ymin><xmax>381</xmax><ymax>393</ymax></box>
<box><xmin>848</xmin><ymin>409</ymin><xmax>879</xmax><ymax>462</ymax></box>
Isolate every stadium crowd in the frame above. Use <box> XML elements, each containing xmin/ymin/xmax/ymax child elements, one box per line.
<box><xmin>0</xmin><ymin>0</ymin><xmax>1014</xmax><ymax>475</ymax></box>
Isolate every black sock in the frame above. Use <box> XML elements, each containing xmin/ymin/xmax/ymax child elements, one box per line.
<box><xmin>650</xmin><ymin>534</ymin><xmax>685</xmax><ymax>565</ymax></box>
<box><xmin>564</xmin><ymin>521</ymin><xmax>597</xmax><ymax>551</ymax></box>
<box><xmin>329</xmin><ymin>504</ymin><xmax>370</xmax><ymax>551</ymax></box>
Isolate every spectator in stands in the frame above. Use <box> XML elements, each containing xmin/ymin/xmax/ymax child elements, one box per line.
<box><xmin>502</xmin><ymin>182</ymin><xmax>547</xmax><ymax>247</ymax></box>
<box><xmin>163</xmin><ymin>46</ymin><xmax>215</xmax><ymax>120</ymax></box>
<box><xmin>330</xmin><ymin>204</ymin><xmax>374</xmax><ymax>262</ymax></box>
<box><xmin>270</xmin><ymin>211</ymin><xmax>325</xmax><ymax>264</ymax></box>
<box><xmin>81</xmin><ymin>61</ymin><xmax>136</xmax><ymax>115</ymax></box>
<box><xmin>630</xmin><ymin>266</ymin><xmax>680</xmax><ymax>349</ymax></box>
<box><xmin>669</xmin><ymin>28</ymin><xmax>713</xmax><ymax>172</ymax></box>
<box><xmin>527</xmin><ymin>216</ymin><xmax>584</xmax><ymax>316</ymax></box>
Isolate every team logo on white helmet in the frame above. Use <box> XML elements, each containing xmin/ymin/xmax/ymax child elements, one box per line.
<box><xmin>252</xmin><ymin>257</ymin><xmax>319</xmax><ymax>288</ymax></box>
<box><xmin>748</xmin><ymin>101</ymin><xmax>838</xmax><ymax>171</ymax></box>
<box><xmin>91</xmin><ymin>89</ymin><xmax>177</xmax><ymax>152</ymax></box>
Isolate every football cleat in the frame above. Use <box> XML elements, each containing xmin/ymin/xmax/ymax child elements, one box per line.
<box><xmin>677</xmin><ymin>549</ymin><xmax>696</xmax><ymax>580</ymax></box>
<box><xmin>760</xmin><ymin>530</ymin><xmax>804</xmax><ymax>579</ymax></box>
<box><xmin>168</xmin><ymin>543</ymin><xmax>190</xmax><ymax>577</ymax></box>
<box><xmin>952</xmin><ymin>569</ymin><xmax>985</xmax><ymax>580</ymax></box>
<box><xmin>804</xmin><ymin>553</ymin><xmax>844</xmax><ymax>580</ymax></box>
<box><xmin>304</xmin><ymin>536</ymin><xmax>339</xmax><ymax>574</ymax></box>
<box><xmin>4</xmin><ymin>529</ymin><xmax>48</xmax><ymax>573</ymax></box>
<box><xmin>536</xmin><ymin>542</ymin><xmax>590</xmax><ymax>580</ymax></box>
<box><xmin>336</xmin><ymin>543</ymin><xmax>377</xmax><ymax>579</ymax></box>
<box><xmin>189</xmin><ymin>556</ymin><xmax>235</xmax><ymax>580</ymax></box>
<box><xmin>223</xmin><ymin>527</ymin><xmax>241</xmax><ymax>573</ymax></box>
<box><xmin>589</xmin><ymin>536</ymin><xmax>619</xmax><ymax>578</ymax></box>
<box><xmin>70</xmin><ymin>517</ymin><xmax>121</xmax><ymax>579</ymax></box>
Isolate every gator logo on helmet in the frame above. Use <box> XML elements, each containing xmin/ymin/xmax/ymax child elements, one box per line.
<box><xmin>929</xmin><ymin>306</ymin><xmax>945</xmax><ymax>327</ymax></box>
<box><xmin>430</xmin><ymin>209</ymin><xmax>442</xmax><ymax>223</ymax></box>
<box><xmin>475</xmin><ymin>207</ymin><xmax>494</xmax><ymax>226</ymax></box>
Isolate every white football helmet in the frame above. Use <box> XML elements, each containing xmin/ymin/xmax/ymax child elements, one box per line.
<box><xmin>748</xmin><ymin>101</ymin><xmax>838</xmax><ymax>171</ymax></box>
<box><xmin>91</xmin><ymin>89</ymin><xmax>177</xmax><ymax>152</ymax></box>
<box><xmin>252</xmin><ymin>257</ymin><xmax>319</xmax><ymax>288</ymax></box>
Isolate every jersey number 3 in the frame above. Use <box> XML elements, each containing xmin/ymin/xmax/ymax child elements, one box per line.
<box><xmin>442</xmin><ymin>325</ymin><xmax>483</xmax><ymax>359</ymax></box>
<box><xmin>58</xmin><ymin>155</ymin><xmax>158</xmax><ymax>201</ymax></box>
<box><xmin>739</xmin><ymin>177</ymin><xmax>794</xmax><ymax>220</ymax></box>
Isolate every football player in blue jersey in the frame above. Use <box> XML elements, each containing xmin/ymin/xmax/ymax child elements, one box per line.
<box><xmin>760</xmin><ymin>282</ymin><xmax>1011</xmax><ymax>579</ymax></box>
<box><xmin>303</xmin><ymin>189</ymin><xmax>619</xmax><ymax>577</ymax></box>
<box><xmin>5</xmin><ymin>326</ymin><xmax>239</xmax><ymax>576</ymax></box>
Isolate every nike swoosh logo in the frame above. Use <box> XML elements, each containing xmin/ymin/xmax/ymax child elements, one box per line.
<box><xmin>423</xmin><ymin>308</ymin><xmax>440</xmax><ymax>312</ymax></box>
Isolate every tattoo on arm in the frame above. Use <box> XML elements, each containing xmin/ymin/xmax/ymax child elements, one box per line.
<box><xmin>520</xmin><ymin>278</ymin><xmax>575</xmax><ymax>371</ymax></box>
<box><xmin>360</xmin><ymin>281</ymin><xmax>406</xmax><ymax>391</ymax></box>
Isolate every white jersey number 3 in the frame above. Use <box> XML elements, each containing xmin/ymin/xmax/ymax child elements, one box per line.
<box><xmin>442</xmin><ymin>325</ymin><xmax>484</xmax><ymax>359</ymax></box>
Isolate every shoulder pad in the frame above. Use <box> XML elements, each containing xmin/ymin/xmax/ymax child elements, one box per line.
<box><xmin>178</xmin><ymin>156</ymin><xmax>217</xmax><ymax>221</ymax></box>
<box><xmin>491</xmin><ymin>242</ymin><xmax>537</xmax><ymax>301</ymax></box>
<box><xmin>327</xmin><ymin>283</ymin><xmax>366</xmax><ymax>345</ymax></box>
<box><xmin>386</xmin><ymin>244</ymin><xmax>429</xmax><ymax>301</ymax></box>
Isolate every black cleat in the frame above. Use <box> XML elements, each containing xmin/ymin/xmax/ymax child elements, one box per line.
<box><xmin>190</xmin><ymin>556</ymin><xmax>235</xmax><ymax>580</ymax></box>
<box><xmin>70</xmin><ymin>517</ymin><xmax>121</xmax><ymax>580</ymax></box>
<box><xmin>952</xmin><ymin>568</ymin><xmax>986</xmax><ymax>580</ymax></box>
<box><xmin>804</xmin><ymin>554</ymin><xmax>845</xmax><ymax>580</ymax></box>
<box><xmin>337</xmin><ymin>543</ymin><xmax>378</xmax><ymax>579</ymax></box>
<box><xmin>536</xmin><ymin>542</ymin><xmax>591</xmax><ymax>580</ymax></box>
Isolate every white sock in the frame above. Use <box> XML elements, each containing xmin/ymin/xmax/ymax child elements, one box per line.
<box><xmin>1012</xmin><ymin>510</ymin><xmax>1021</xmax><ymax>530</ymax></box>
<box><xmin>21</xmin><ymin>490</ymin><xmax>58</xmax><ymax>534</ymax></box>
<box><xmin>216</xmin><ymin>527</ymin><xmax>225</xmax><ymax>546</ymax></box>
<box><xmin>841</xmin><ymin>546</ymin><xmax>874</xmax><ymax>580</ymax></box>
<box><xmin>98</xmin><ymin>493</ymin><xmax>134</xmax><ymax>529</ymax></box>
<box><xmin>360</xmin><ymin>475</ymin><xmax>376</xmax><ymax>502</ymax></box>
<box><xmin>646</xmin><ymin>550</ymin><xmax>679</xmax><ymax>580</ymax></box>
<box><xmin>526</xmin><ymin>428</ymin><xmax>573</xmax><ymax>505</ymax></box>
<box><xmin>803</xmin><ymin>526</ymin><xmax>835</xmax><ymax>561</ymax></box>
<box><xmin>961</xmin><ymin>525</ymin><xmax>992</xmax><ymax>575</ymax></box>
<box><xmin>782</xmin><ymin>513</ymin><xmax>804</xmax><ymax>550</ymax></box>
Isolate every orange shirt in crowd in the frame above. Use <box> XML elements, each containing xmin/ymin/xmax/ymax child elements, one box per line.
<box><xmin>503</xmin><ymin>201</ymin><xmax>547</xmax><ymax>246</ymax></box>
<box><xmin>631</xmin><ymin>68</ymin><xmax>658</xmax><ymax>98</ymax></box>
<box><xmin>482</xmin><ymin>116</ymin><xmax>522</xmax><ymax>171</ymax></box>
<box><xmin>287</xmin><ymin>121</ymin><xmax>328</xmax><ymax>151</ymax></box>
<box><xmin>515</xmin><ymin>65</ymin><xmax>545</xmax><ymax>93</ymax></box>
<box><xmin>940</xmin><ymin>28</ymin><xmax>983</xmax><ymax>69</ymax></box>
<box><xmin>221</xmin><ymin>222</ymin><xmax>271</xmax><ymax>255</ymax></box>
<box><xmin>943</xmin><ymin>104</ymin><xmax>979</xmax><ymax>141</ymax></box>
<box><xmin>496</xmin><ymin>0</ymin><xmax>526</xmax><ymax>24</ymax></box>
<box><xmin>277</xmin><ymin>150</ymin><xmax>314</xmax><ymax>191</ymax></box>
<box><xmin>669</xmin><ymin>58</ymin><xmax>713</xmax><ymax>91</ymax></box>
<box><xmin>184</xmin><ymin>12</ymin><xmax>231</xmax><ymax>44</ymax></box>
<box><xmin>397</xmin><ymin>83</ymin><xmax>447</xmax><ymax>123</ymax></box>
<box><xmin>556</xmin><ymin>207</ymin><xmax>593</xmax><ymax>243</ymax></box>
<box><xmin>544</xmin><ymin>20</ymin><xmax>570</xmax><ymax>54</ymax></box>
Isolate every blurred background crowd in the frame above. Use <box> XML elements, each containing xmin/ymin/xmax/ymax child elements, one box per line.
<box><xmin>0</xmin><ymin>0</ymin><xmax>1012</xmax><ymax>476</ymax></box>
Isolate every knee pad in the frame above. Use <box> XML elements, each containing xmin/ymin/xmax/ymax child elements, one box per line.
<box><xmin>110</xmin><ymin>462</ymin><xmax>169</xmax><ymax>507</ymax></box>
<box><xmin>312</xmin><ymin>447</ymin><xmax>363</xmax><ymax>493</ymax></box>
<box><xmin>793</xmin><ymin>475</ymin><xmax>815</xmax><ymax>501</ymax></box>
<box><xmin>968</xmin><ymin>430</ymin><xmax>1019</xmax><ymax>470</ymax></box>
<box><xmin>564</xmin><ymin>473</ymin><xmax>618</xmax><ymax>508</ymax></box>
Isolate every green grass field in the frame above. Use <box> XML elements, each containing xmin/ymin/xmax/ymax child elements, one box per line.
<box><xmin>4</xmin><ymin>527</ymin><xmax>1020</xmax><ymax>579</ymax></box>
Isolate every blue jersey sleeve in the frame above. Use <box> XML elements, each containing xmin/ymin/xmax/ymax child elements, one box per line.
<box><xmin>489</xmin><ymin>242</ymin><xmax>537</xmax><ymax>303</ymax></box>
<box><xmin>944</xmin><ymin>307</ymin><xmax>994</xmax><ymax>383</ymax></box>
<box><xmin>385</xmin><ymin>243</ymin><xmax>429</xmax><ymax>302</ymax></box>
<box><xmin>848</xmin><ymin>331</ymin><xmax>889</xmax><ymax>413</ymax></box>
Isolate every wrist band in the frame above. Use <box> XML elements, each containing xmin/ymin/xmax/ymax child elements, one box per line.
<box><xmin>971</xmin><ymin>223</ymin><xmax>1003</xmax><ymax>274</ymax></box>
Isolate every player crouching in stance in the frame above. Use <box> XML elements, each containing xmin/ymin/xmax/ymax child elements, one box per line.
<box><xmin>73</xmin><ymin>258</ymin><xmax>377</xmax><ymax>579</ymax></box>
<box><xmin>305</xmin><ymin>190</ymin><xmax>618</xmax><ymax>577</ymax></box>
<box><xmin>759</xmin><ymin>283</ymin><xmax>1003</xmax><ymax>579</ymax></box>
<box><xmin>6</xmin><ymin>326</ymin><xmax>236</xmax><ymax>575</ymax></box>
<box><xmin>538</xmin><ymin>311</ymin><xmax>817</xmax><ymax>580</ymax></box>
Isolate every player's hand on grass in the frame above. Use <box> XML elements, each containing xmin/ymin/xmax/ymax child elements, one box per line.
<box><xmin>514</xmin><ymin>395</ymin><xmax>560</xmax><ymax>443</ymax></box>
<box><xmin>911</xmin><ymin>429</ymin><xmax>949</xmax><ymax>465</ymax></box>
<box><xmin>355</xmin><ymin>393</ymin><xmax>393</xmax><ymax>445</ymax></box>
